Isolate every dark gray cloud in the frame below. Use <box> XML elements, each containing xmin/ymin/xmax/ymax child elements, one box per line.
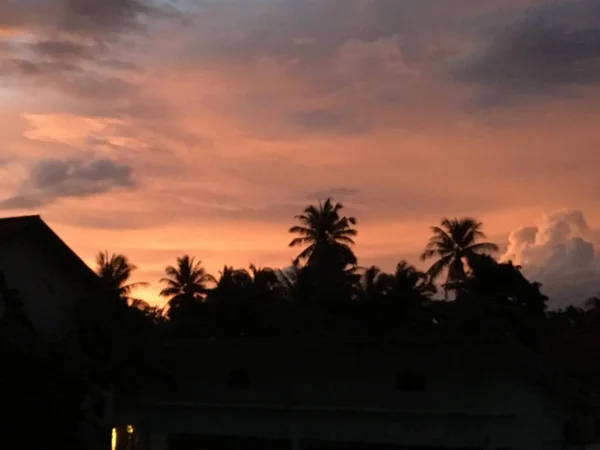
<box><xmin>0</xmin><ymin>37</ymin><xmax>138</xmax><ymax>79</ymax></box>
<box><xmin>33</xmin><ymin>39</ymin><xmax>97</xmax><ymax>61</ymax></box>
<box><xmin>0</xmin><ymin>58</ymin><xmax>79</xmax><ymax>77</ymax></box>
<box><xmin>180</xmin><ymin>0</ymin><xmax>535</xmax><ymax>118</ymax></box>
<box><xmin>61</xmin><ymin>74</ymin><xmax>137</xmax><ymax>100</ymax></box>
<box><xmin>456</xmin><ymin>0</ymin><xmax>600</xmax><ymax>101</ymax></box>
<box><xmin>196</xmin><ymin>1</ymin><xmax>512</xmax><ymax>62</ymax></box>
<box><xmin>0</xmin><ymin>156</ymin><xmax>136</xmax><ymax>209</ymax></box>
<box><xmin>0</xmin><ymin>57</ymin><xmax>140</xmax><ymax>116</ymax></box>
<box><xmin>0</xmin><ymin>0</ymin><xmax>182</xmax><ymax>109</ymax></box>
<box><xmin>58</xmin><ymin>0</ymin><xmax>152</xmax><ymax>35</ymax></box>
<box><xmin>0</xmin><ymin>0</ymin><xmax>157</xmax><ymax>37</ymax></box>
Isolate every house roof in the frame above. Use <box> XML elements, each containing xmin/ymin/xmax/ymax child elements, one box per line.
<box><xmin>0</xmin><ymin>215</ymin><xmax>41</xmax><ymax>241</ymax></box>
<box><xmin>0</xmin><ymin>215</ymin><xmax>101</xmax><ymax>289</ymax></box>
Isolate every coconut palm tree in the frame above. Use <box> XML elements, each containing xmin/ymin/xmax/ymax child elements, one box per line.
<box><xmin>95</xmin><ymin>251</ymin><xmax>148</xmax><ymax>304</ymax></box>
<box><xmin>159</xmin><ymin>256</ymin><xmax>215</xmax><ymax>317</ymax></box>
<box><xmin>390</xmin><ymin>261</ymin><xmax>436</xmax><ymax>302</ymax></box>
<box><xmin>277</xmin><ymin>262</ymin><xmax>310</xmax><ymax>304</ymax></box>
<box><xmin>289</xmin><ymin>198</ymin><xmax>357</xmax><ymax>267</ymax></box>
<box><xmin>248</xmin><ymin>264</ymin><xmax>281</xmax><ymax>293</ymax></box>
<box><xmin>359</xmin><ymin>266</ymin><xmax>392</xmax><ymax>302</ymax></box>
<box><xmin>420</xmin><ymin>218</ymin><xmax>498</xmax><ymax>298</ymax></box>
<box><xmin>215</xmin><ymin>265</ymin><xmax>253</xmax><ymax>292</ymax></box>
<box><xmin>389</xmin><ymin>261</ymin><xmax>437</xmax><ymax>306</ymax></box>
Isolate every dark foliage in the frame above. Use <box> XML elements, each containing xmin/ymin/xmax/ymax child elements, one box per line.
<box><xmin>421</xmin><ymin>217</ymin><xmax>499</xmax><ymax>298</ymax></box>
<box><xmin>3</xmin><ymin>199</ymin><xmax>600</xmax><ymax>448</ymax></box>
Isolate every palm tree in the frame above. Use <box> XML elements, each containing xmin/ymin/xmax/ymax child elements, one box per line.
<box><xmin>390</xmin><ymin>261</ymin><xmax>436</xmax><ymax>301</ymax></box>
<box><xmin>289</xmin><ymin>198</ymin><xmax>358</xmax><ymax>267</ymax></box>
<box><xmin>359</xmin><ymin>266</ymin><xmax>392</xmax><ymax>302</ymax></box>
<box><xmin>248</xmin><ymin>264</ymin><xmax>280</xmax><ymax>291</ymax></box>
<box><xmin>95</xmin><ymin>251</ymin><xmax>148</xmax><ymax>304</ymax></box>
<box><xmin>159</xmin><ymin>256</ymin><xmax>215</xmax><ymax>316</ymax></box>
<box><xmin>277</xmin><ymin>262</ymin><xmax>308</xmax><ymax>304</ymax></box>
<box><xmin>208</xmin><ymin>265</ymin><xmax>254</xmax><ymax>305</ymax></box>
<box><xmin>420</xmin><ymin>218</ymin><xmax>498</xmax><ymax>298</ymax></box>
<box><xmin>209</xmin><ymin>266</ymin><xmax>266</xmax><ymax>337</ymax></box>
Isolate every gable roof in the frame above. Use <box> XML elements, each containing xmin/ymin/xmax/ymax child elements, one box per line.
<box><xmin>0</xmin><ymin>215</ymin><xmax>101</xmax><ymax>289</ymax></box>
<box><xmin>0</xmin><ymin>215</ymin><xmax>40</xmax><ymax>240</ymax></box>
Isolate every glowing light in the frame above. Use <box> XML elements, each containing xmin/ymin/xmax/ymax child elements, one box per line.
<box><xmin>127</xmin><ymin>425</ymin><xmax>135</xmax><ymax>435</ymax></box>
<box><xmin>111</xmin><ymin>428</ymin><xmax>117</xmax><ymax>450</ymax></box>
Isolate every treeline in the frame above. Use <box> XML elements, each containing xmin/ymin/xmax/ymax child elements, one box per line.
<box><xmin>2</xmin><ymin>198</ymin><xmax>600</xmax><ymax>449</ymax></box>
<box><xmin>97</xmin><ymin>198</ymin><xmax>550</xmax><ymax>343</ymax></box>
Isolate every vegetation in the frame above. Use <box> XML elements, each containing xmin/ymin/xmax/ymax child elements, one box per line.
<box><xmin>159</xmin><ymin>255</ymin><xmax>216</xmax><ymax>320</ymax></box>
<box><xmin>289</xmin><ymin>198</ymin><xmax>358</xmax><ymax>268</ymax></box>
<box><xmin>420</xmin><ymin>218</ymin><xmax>499</xmax><ymax>298</ymax></box>
<box><xmin>80</xmin><ymin>197</ymin><xmax>548</xmax><ymax>342</ymax></box>
<box><xmin>3</xmin><ymin>197</ymin><xmax>599</xmax><ymax>448</ymax></box>
<box><xmin>84</xmin><ymin>199</ymin><xmax>554</xmax><ymax>341</ymax></box>
<box><xmin>96</xmin><ymin>251</ymin><xmax>149</xmax><ymax>305</ymax></box>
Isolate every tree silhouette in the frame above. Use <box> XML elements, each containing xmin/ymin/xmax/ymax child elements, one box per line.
<box><xmin>208</xmin><ymin>265</ymin><xmax>293</xmax><ymax>337</ymax></box>
<box><xmin>454</xmin><ymin>254</ymin><xmax>548</xmax><ymax>347</ymax></box>
<box><xmin>209</xmin><ymin>266</ymin><xmax>260</xmax><ymax>337</ymax></box>
<box><xmin>359</xmin><ymin>266</ymin><xmax>392</xmax><ymax>303</ymax></box>
<box><xmin>247</xmin><ymin>265</ymin><xmax>291</xmax><ymax>336</ymax></box>
<box><xmin>96</xmin><ymin>251</ymin><xmax>148</xmax><ymax>305</ymax></box>
<box><xmin>357</xmin><ymin>262</ymin><xmax>435</xmax><ymax>336</ymax></box>
<box><xmin>159</xmin><ymin>256</ymin><xmax>215</xmax><ymax>319</ymax></box>
<box><xmin>248</xmin><ymin>264</ymin><xmax>283</xmax><ymax>298</ymax></box>
<box><xmin>390</xmin><ymin>261</ymin><xmax>436</xmax><ymax>303</ymax></box>
<box><xmin>289</xmin><ymin>198</ymin><xmax>358</xmax><ymax>267</ymax></box>
<box><xmin>212</xmin><ymin>265</ymin><xmax>253</xmax><ymax>296</ymax></box>
<box><xmin>420</xmin><ymin>217</ymin><xmax>498</xmax><ymax>298</ymax></box>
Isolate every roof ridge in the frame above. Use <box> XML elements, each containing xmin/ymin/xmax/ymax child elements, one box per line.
<box><xmin>0</xmin><ymin>214</ymin><xmax>41</xmax><ymax>220</ymax></box>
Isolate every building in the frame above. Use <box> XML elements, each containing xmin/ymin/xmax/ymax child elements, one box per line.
<box><xmin>0</xmin><ymin>215</ymin><xmax>116</xmax><ymax>449</ymax></box>
<box><xmin>0</xmin><ymin>215</ymin><xmax>597</xmax><ymax>450</ymax></box>
<box><xmin>118</xmin><ymin>338</ymin><xmax>600</xmax><ymax>450</ymax></box>
<box><xmin>0</xmin><ymin>215</ymin><xmax>100</xmax><ymax>342</ymax></box>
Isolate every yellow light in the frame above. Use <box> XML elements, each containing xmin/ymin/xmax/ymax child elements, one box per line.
<box><xmin>127</xmin><ymin>425</ymin><xmax>135</xmax><ymax>435</ymax></box>
<box><xmin>111</xmin><ymin>428</ymin><xmax>117</xmax><ymax>450</ymax></box>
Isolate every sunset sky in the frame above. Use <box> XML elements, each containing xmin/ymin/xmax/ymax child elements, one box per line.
<box><xmin>1</xmin><ymin>0</ymin><xmax>600</xmax><ymax>307</ymax></box>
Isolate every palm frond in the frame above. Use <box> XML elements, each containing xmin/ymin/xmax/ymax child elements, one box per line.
<box><xmin>420</xmin><ymin>248</ymin><xmax>449</xmax><ymax>261</ymax></box>
<box><xmin>426</xmin><ymin>254</ymin><xmax>453</xmax><ymax>280</ymax></box>
<box><xmin>159</xmin><ymin>287</ymin><xmax>180</xmax><ymax>297</ymax></box>
<box><xmin>289</xmin><ymin>237</ymin><xmax>314</xmax><ymax>247</ymax></box>
<box><xmin>334</xmin><ymin>235</ymin><xmax>356</xmax><ymax>245</ymax></box>
<box><xmin>465</xmin><ymin>241</ymin><xmax>499</xmax><ymax>254</ymax></box>
<box><xmin>288</xmin><ymin>226</ymin><xmax>314</xmax><ymax>236</ymax></box>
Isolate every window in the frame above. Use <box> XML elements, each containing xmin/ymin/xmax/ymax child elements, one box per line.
<box><xmin>395</xmin><ymin>370</ymin><xmax>425</xmax><ymax>391</ymax></box>
<box><xmin>111</xmin><ymin>425</ymin><xmax>137</xmax><ymax>450</ymax></box>
<box><xmin>227</xmin><ymin>369</ymin><xmax>250</xmax><ymax>389</ymax></box>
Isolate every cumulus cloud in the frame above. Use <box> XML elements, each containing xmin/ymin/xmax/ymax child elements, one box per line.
<box><xmin>456</xmin><ymin>0</ymin><xmax>600</xmax><ymax>101</ymax></box>
<box><xmin>0</xmin><ymin>156</ymin><xmax>136</xmax><ymax>209</ymax></box>
<box><xmin>502</xmin><ymin>210</ymin><xmax>600</xmax><ymax>309</ymax></box>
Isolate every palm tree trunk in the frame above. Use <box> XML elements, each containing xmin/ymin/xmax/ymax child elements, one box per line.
<box><xmin>444</xmin><ymin>271</ymin><xmax>450</xmax><ymax>300</ymax></box>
